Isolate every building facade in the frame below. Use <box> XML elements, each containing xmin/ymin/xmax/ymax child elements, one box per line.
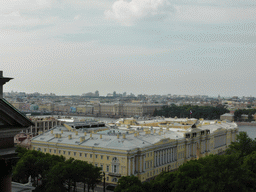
<box><xmin>31</xmin><ymin>118</ymin><xmax>238</xmax><ymax>185</ymax></box>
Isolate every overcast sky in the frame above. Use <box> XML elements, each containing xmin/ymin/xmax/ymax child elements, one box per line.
<box><xmin>1</xmin><ymin>0</ymin><xmax>256</xmax><ymax>97</ymax></box>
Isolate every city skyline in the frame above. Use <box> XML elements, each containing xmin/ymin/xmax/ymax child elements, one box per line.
<box><xmin>1</xmin><ymin>0</ymin><xmax>256</xmax><ymax>97</ymax></box>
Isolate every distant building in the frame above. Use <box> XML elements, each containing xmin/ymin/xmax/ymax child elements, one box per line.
<box><xmin>93</xmin><ymin>103</ymin><xmax>163</xmax><ymax>117</ymax></box>
<box><xmin>220</xmin><ymin>113</ymin><xmax>234</xmax><ymax>121</ymax></box>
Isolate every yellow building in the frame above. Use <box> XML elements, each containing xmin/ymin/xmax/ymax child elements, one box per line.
<box><xmin>93</xmin><ymin>103</ymin><xmax>163</xmax><ymax>117</ymax></box>
<box><xmin>31</xmin><ymin>118</ymin><xmax>238</xmax><ymax>185</ymax></box>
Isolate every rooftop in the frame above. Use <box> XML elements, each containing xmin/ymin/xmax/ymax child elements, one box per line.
<box><xmin>32</xmin><ymin>119</ymin><xmax>237</xmax><ymax>151</ymax></box>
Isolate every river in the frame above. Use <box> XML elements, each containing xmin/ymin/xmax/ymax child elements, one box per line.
<box><xmin>238</xmin><ymin>126</ymin><xmax>256</xmax><ymax>139</ymax></box>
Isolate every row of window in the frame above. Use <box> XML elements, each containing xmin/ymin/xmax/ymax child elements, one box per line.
<box><xmin>39</xmin><ymin>148</ymin><xmax>111</xmax><ymax>160</ymax></box>
<box><xmin>146</xmin><ymin>164</ymin><xmax>177</xmax><ymax>178</ymax></box>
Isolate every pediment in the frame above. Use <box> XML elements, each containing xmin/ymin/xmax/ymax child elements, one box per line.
<box><xmin>0</xmin><ymin>98</ymin><xmax>34</xmax><ymax>129</ymax></box>
<box><xmin>154</xmin><ymin>138</ymin><xmax>176</xmax><ymax>146</ymax></box>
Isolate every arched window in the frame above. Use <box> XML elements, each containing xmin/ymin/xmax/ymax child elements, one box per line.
<box><xmin>112</xmin><ymin>157</ymin><xmax>118</xmax><ymax>161</ymax></box>
<box><xmin>112</xmin><ymin>178</ymin><xmax>118</xmax><ymax>182</ymax></box>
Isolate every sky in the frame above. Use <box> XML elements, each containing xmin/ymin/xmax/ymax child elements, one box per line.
<box><xmin>1</xmin><ymin>0</ymin><xmax>256</xmax><ymax>97</ymax></box>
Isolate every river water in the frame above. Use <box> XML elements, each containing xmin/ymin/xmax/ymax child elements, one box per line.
<box><xmin>238</xmin><ymin>126</ymin><xmax>256</xmax><ymax>139</ymax></box>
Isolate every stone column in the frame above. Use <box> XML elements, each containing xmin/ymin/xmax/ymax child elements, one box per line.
<box><xmin>165</xmin><ymin>149</ymin><xmax>167</xmax><ymax>164</ymax></box>
<box><xmin>35</xmin><ymin>122</ymin><xmax>37</xmax><ymax>135</ymax></box>
<box><xmin>140</xmin><ymin>156</ymin><xmax>142</xmax><ymax>172</ymax></box>
<box><xmin>133</xmin><ymin>157</ymin><xmax>135</xmax><ymax>174</ymax></box>
<box><xmin>43</xmin><ymin>122</ymin><xmax>45</xmax><ymax>133</ymax></box>
<box><xmin>128</xmin><ymin>158</ymin><xmax>131</xmax><ymax>176</ymax></box>
<box><xmin>157</xmin><ymin>151</ymin><xmax>160</xmax><ymax>167</ymax></box>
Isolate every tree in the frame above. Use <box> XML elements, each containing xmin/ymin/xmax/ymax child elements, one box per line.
<box><xmin>226</xmin><ymin>132</ymin><xmax>256</xmax><ymax>158</ymax></box>
<box><xmin>114</xmin><ymin>175</ymin><xmax>143</xmax><ymax>192</ymax></box>
<box><xmin>86</xmin><ymin>165</ymin><xmax>102</xmax><ymax>192</ymax></box>
<box><xmin>45</xmin><ymin>162</ymin><xmax>68</xmax><ymax>192</ymax></box>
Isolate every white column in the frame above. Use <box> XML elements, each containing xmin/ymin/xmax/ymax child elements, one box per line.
<box><xmin>160</xmin><ymin>150</ymin><xmax>162</xmax><ymax>165</ymax></box>
<box><xmin>140</xmin><ymin>156</ymin><xmax>142</xmax><ymax>172</ymax></box>
<box><xmin>133</xmin><ymin>157</ymin><xmax>135</xmax><ymax>174</ymax></box>
<box><xmin>168</xmin><ymin>149</ymin><xmax>170</xmax><ymax>162</ymax></box>
<box><xmin>35</xmin><ymin>122</ymin><xmax>38</xmax><ymax>135</ymax></box>
<box><xmin>154</xmin><ymin>152</ymin><xmax>156</xmax><ymax>167</ymax></box>
<box><xmin>165</xmin><ymin>149</ymin><xmax>168</xmax><ymax>164</ymax></box>
<box><xmin>167</xmin><ymin>149</ymin><xmax>169</xmax><ymax>163</ymax></box>
<box><xmin>43</xmin><ymin>122</ymin><xmax>45</xmax><ymax>133</ymax></box>
<box><xmin>171</xmin><ymin>148</ymin><xmax>173</xmax><ymax>162</ymax></box>
<box><xmin>158</xmin><ymin>151</ymin><xmax>160</xmax><ymax>166</ymax></box>
<box><xmin>129</xmin><ymin>158</ymin><xmax>131</xmax><ymax>176</ymax></box>
<box><xmin>175</xmin><ymin>147</ymin><xmax>177</xmax><ymax>160</ymax></box>
<box><xmin>143</xmin><ymin>156</ymin><xmax>145</xmax><ymax>171</ymax></box>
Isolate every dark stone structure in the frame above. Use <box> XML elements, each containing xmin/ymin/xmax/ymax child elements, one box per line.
<box><xmin>0</xmin><ymin>71</ymin><xmax>34</xmax><ymax>192</ymax></box>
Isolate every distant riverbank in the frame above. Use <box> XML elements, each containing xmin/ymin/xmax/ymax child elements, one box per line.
<box><xmin>236</xmin><ymin>122</ymin><xmax>256</xmax><ymax>126</ymax></box>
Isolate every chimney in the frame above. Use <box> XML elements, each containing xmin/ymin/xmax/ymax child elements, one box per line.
<box><xmin>80</xmin><ymin>136</ymin><xmax>85</xmax><ymax>142</ymax></box>
<box><xmin>0</xmin><ymin>71</ymin><xmax>13</xmax><ymax>98</ymax></box>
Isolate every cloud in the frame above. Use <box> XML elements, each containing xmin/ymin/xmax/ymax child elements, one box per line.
<box><xmin>105</xmin><ymin>0</ymin><xmax>175</xmax><ymax>26</ymax></box>
<box><xmin>174</xmin><ymin>5</ymin><xmax>256</xmax><ymax>23</ymax></box>
<box><xmin>169</xmin><ymin>0</ymin><xmax>256</xmax><ymax>7</ymax></box>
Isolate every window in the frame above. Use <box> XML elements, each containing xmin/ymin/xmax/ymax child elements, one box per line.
<box><xmin>44</xmin><ymin>149</ymin><xmax>46</xmax><ymax>152</ymax></box>
<box><xmin>107</xmin><ymin>156</ymin><xmax>109</xmax><ymax>160</ymax></box>
<box><xmin>113</xmin><ymin>165</ymin><xmax>117</xmax><ymax>173</ymax></box>
<box><xmin>63</xmin><ymin>151</ymin><xmax>66</xmax><ymax>155</ymax></box>
<box><xmin>80</xmin><ymin>153</ymin><xmax>82</xmax><ymax>157</ymax></box>
<box><xmin>85</xmin><ymin>153</ymin><xmax>87</xmax><ymax>157</ymax></box>
<box><xmin>68</xmin><ymin>151</ymin><xmax>71</xmax><ymax>155</ymax></box>
<box><xmin>101</xmin><ymin>165</ymin><xmax>103</xmax><ymax>170</ymax></box>
<box><xmin>74</xmin><ymin>152</ymin><xmax>76</xmax><ymax>156</ymax></box>
<box><xmin>112</xmin><ymin>178</ymin><xmax>118</xmax><ymax>182</ymax></box>
<box><xmin>33</xmin><ymin>147</ymin><xmax>35</xmax><ymax>150</ymax></box>
<box><xmin>106</xmin><ymin>177</ymin><xmax>109</xmax><ymax>181</ymax></box>
<box><xmin>151</xmin><ymin>152</ymin><xmax>152</xmax><ymax>156</ymax></box>
<box><xmin>59</xmin><ymin>150</ymin><xmax>61</xmax><ymax>154</ymax></box>
<box><xmin>90</xmin><ymin>154</ymin><xmax>92</xmax><ymax>158</ymax></box>
<box><xmin>54</xmin><ymin>150</ymin><xmax>56</xmax><ymax>154</ymax></box>
<box><xmin>95</xmin><ymin>164</ymin><xmax>98</xmax><ymax>167</ymax></box>
<box><xmin>95</xmin><ymin>155</ymin><xmax>98</xmax><ymax>159</ymax></box>
<box><xmin>101</xmin><ymin>155</ymin><xmax>103</xmax><ymax>159</ymax></box>
<box><xmin>49</xmin><ymin>149</ymin><xmax>52</xmax><ymax>153</ymax></box>
<box><xmin>107</xmin><ymin>165</ymin><xmax>109</xmax><ymax>172</ymax></box>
